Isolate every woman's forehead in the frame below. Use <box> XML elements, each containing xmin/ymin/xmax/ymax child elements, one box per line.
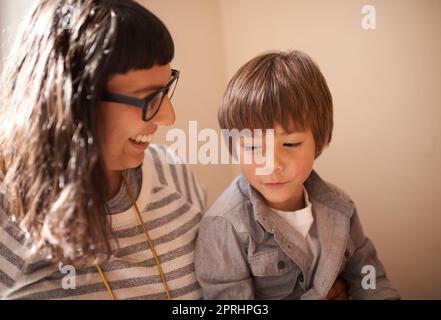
<box><xmin>106</xmin><ymin>64</ymin><xmax>171</xmax><ymax>94</ymax></box>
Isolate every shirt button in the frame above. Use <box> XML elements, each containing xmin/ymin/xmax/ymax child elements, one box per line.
<box><xmin>277</xmin><ymin>261</ymin><xmax>286</xmax><ymax>270</ymax></box>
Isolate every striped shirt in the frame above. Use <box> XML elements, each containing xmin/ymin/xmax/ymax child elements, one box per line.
<box><xmin>0</xmin><ymin>144</ymin><xmax>206</xmax><ymax>299</ymax></box>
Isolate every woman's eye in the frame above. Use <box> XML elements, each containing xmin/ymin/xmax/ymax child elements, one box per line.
<box><xmin>283</xmin><ymin>142</ymin><xmax>302</xmax><ymax>148</ymax></box>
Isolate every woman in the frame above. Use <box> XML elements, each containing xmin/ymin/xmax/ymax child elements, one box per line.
<box><xmin>0</xmin><ymin>0</ymin><xmax>205</xmax><ymax>299</ymax></box>
<box><xmin>0</xmin><ymin>0</ymin><xmax>348</xmax><ymax>300</ymax></box>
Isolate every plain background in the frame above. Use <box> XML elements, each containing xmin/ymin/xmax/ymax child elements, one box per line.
<box><xmin>1</xmin><ymin>0</ymin><xmax>440</xmax><ymax>299</ymax></box>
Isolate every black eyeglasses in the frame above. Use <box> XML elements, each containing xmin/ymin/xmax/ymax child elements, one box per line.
<box><xmin>101</xmin><ymin>69</ymin><xmax>180</xmax><ymax>121</ymax></box>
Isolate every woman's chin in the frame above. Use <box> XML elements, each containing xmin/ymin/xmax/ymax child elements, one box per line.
<box><xmin>125</xmin><ymin>153</ymin><xmax>146</xmax><ymax>169</ymax></box>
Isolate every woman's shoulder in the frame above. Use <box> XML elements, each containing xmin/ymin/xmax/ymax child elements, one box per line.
<box><xmin>145</xmin><ymin>143</ymin><xmax>189</xmax><ymax>169</ymax></box>
<box><xmin>145</xmin><ymin>144</ymin><xmax>206</xmax><ymax>211</ymax></box>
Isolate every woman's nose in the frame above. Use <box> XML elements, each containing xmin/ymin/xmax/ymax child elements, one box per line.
<box><xmin>151</xmin><ymin>97</ymin><xmax>175</xmax><ymax>126</ymax></box>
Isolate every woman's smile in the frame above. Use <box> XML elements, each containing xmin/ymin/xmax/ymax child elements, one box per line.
<box><xmin>128</xmin><ymin>133</ymin><xmax>154</xmax><ymax>151</ymax></box>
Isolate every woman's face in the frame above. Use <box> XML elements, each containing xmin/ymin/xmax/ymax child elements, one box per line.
<box><xmin>99</xmin><ymin>64</ymin><xmax>175</xmax><ymax>171</ymax></box>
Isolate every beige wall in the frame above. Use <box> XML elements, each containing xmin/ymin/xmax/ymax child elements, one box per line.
<box><xmin>1</xmin><ymin>0</ymin><xmax>440</xmax><ymax>299</ymax></box>
<box><xmin>0</xmin><ymin>0</ymin><xmax>36</xmax><ymax>70</ymax></box>
<box><xmin>143</xmin><ymin>0</ymin><xmax>237</xmax><ymax>206</ymax></box>
<box><xmin>147</xmin><ymin>0</ymin><xmax>441</xmax><ymax>299</ymax></box>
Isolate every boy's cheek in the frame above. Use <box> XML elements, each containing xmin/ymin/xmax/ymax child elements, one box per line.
<box><xmin>239</xmin><ymin>162</ymin><xmax>253</xmax><ymax>176</ymax></box>
<box><xmin>239</xmin><ymin>163</ymin><xmax>259</xmax><ymax>185</ymax></box>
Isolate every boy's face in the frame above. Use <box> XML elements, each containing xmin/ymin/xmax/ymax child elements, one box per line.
<box><xmin>239</xmin><ymin>122</ymin><xmax>316</xmax><ymax>212</ymax></box>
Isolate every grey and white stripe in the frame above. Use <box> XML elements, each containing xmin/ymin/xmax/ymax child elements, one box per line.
<box><xmin>0</xmin><ymin>144</ymin><xmax>206</xmax><ymax>300</ymax></box>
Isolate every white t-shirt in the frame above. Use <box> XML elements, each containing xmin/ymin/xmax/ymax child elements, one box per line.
<box><xmin>272</xmin><ymin>186</ymin><xmax>320</xmax><ymax>286</ymax></box>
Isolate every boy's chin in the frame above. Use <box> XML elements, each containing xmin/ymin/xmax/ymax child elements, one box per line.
<box><xmin>259</xmin><ymin>193</ymin><xmax>293</xmax><ymax>210</ymax></box>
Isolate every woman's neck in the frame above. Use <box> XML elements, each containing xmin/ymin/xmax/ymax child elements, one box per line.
<box><xmin>106</xmin><ymin>169</ymin><xmax>122</xmax><ymax>200</ymax></box>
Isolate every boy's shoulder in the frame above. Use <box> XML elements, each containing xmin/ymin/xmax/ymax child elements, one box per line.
<box><xmin>204</xmin><ymin>175</ymin><xmax>248</xmax><ymax>219</ymax></box>
<box><xmin>202</xmin><ymin>176</ymin><xmax>265</xmax><ymax>237</ymax></box>
<box><xmin>305</xmin><ymin>170</ymin><xmax>356</xmax><ymax>218</ymax></box>
<box><xmin>146</xmin><ymin>144</ymin><xmax>207</xmax><ymax>209</ymax></box>
<box><xmin>325</xmin><ymin>180</ymin><xmax>355</xmax><ymax>206</ymax></box>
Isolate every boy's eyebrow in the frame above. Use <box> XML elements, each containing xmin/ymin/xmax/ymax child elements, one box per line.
<box><xmin>283</xmin><ymin>131</ymin><xmax>305</xmax><ymax>136</ymax></box>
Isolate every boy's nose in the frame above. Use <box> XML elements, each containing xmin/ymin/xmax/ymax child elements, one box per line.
<box><xmin>272</xmin><ymin>152</ymin><xmax>284</xmax><ymax>173</ymax></box>
<box><xmin>151</xmin><ymin>97</ymin><xmax>175</xmax><ymax>126</ymax></box>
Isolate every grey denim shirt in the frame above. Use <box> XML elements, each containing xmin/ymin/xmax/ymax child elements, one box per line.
<box><xmin>195</xmin><ymin>170</ymin><xmax>400</xmax><ymax>300</ymax></box>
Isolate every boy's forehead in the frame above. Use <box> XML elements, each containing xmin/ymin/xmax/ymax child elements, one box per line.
<box><xmin>239</xmin><ymin>126</ymin><xmax>307</xmax><ymax>141</ymax></box>
<box><xmin>274</xmin><ymin>121</ymin><xmax>307</xmax><ymax>135</ymax></box>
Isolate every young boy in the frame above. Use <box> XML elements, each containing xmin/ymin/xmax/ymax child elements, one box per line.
<box><xmin>195</xmin><ymin>50</ymin><xmax>400</xmax><ymax>300</ymax></box>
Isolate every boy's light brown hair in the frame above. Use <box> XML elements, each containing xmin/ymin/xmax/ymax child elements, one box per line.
<box><xmin>218</xmin><ymin>50</ymin><xmax>333</xmax><ymax>158</ymax></box>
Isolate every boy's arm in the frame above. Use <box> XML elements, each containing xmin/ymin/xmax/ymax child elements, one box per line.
<box><xmin>341</xmin><ymin>205</ymin><xmax>401</xmax><ymax>299</ymax></box>
<box><xmin>195</xmin><ymin>215</ymin><xmax>254</xmax><ymax>299</ymax></box>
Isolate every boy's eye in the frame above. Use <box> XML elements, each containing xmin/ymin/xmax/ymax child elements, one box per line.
<box><xmin>283</xmin><ymin>142</ymin><xmax>302</xmax><ymax>148</ymax></box>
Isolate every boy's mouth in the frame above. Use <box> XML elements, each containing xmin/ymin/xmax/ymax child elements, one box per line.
<box><xmin>262</xmin><ymin>181</ymin><xmax>289</xmax><ymax>187</ymax></box>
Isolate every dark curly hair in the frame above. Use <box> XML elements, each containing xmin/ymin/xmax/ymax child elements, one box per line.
<box><xmin>0</xmin><ymin>0</ymin><xmax>174</xmax><ymax>265</ymax></box>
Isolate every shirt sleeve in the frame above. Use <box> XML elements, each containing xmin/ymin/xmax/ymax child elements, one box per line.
<box><xmin>341</xmin><ymin>205</ymin><xmax>401</xmax><ymax>300</ymax></box>
<box><xmin>195</xmin><ymin>215</ymin><xmax>254</xmax><ymax>299</ymax></box>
